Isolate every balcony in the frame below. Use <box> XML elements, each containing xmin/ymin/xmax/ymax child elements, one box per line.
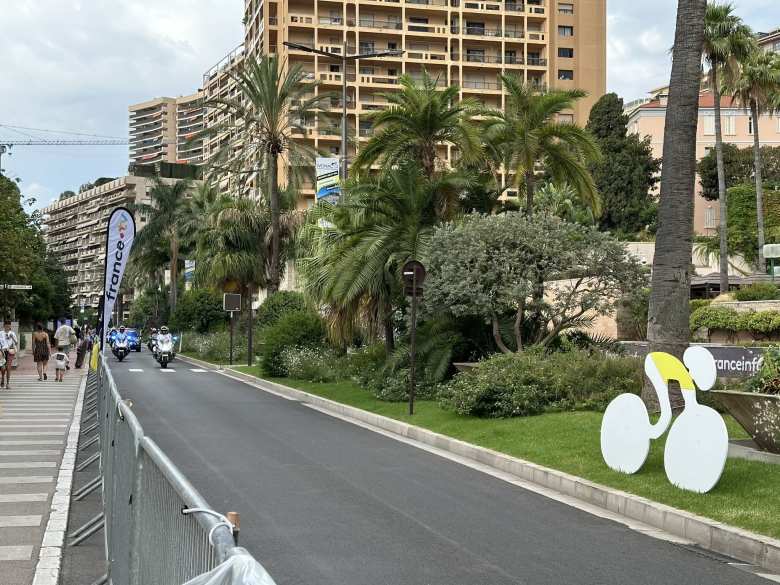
<box><xmin>462</xmin><ymin>1</ymin><xmax>501</xmax><ymax>11</ymax></box>
<box><xmin>526</xmin><ymin>57</ymin><xmax>548</xmax><ymax>66</ymax></box>
<box><xmin>527</xmin><ymin>31</ymin><xmax>546</xmax><ymax>41</ymax></box>
<box><xmin>288</xmin><ymin>14</ymin><xmax>315</xmax><ymax>25</ymax></box>
<box><xmin>405</xmin><ymin>0</ymin><xmax>448</xmax><ymax>6</ymax></box>
<box><xmin>462</xmin><ymin>79</ymin><xmax>502</xmax><ymax>90</ymax></box>
<box><xmin>407</xmin><ymin>22</ymin><xmax>449</xmax><ymax>35</ymax></box>
<box><xmin>359</xmin><ymin>18</ymin><xmax>403</xmax><ymax>31</ymax></box>
<box><xmin>461</xmin><ymin>53</ymin><xmax>502</xmax><ymax>64</ymax></box>
<box><xmin>360</xmin><ymin>75</ymin><xmax>400</xmax><ymax>85</ymax></box>
<box><xmin>458</xmin><ymin>25</ymin><xmax>503</xmax><ymax>38</ymax></box>
<box><xmin>405</xmin><ymin>50</ymin><xmax>448</xmax><ymax>61</ymax></box>
<box><xmin>319</xmin><ymin>16</ymin><xmax>344</xmax><ymax>26</ymax></box>
<box><xmin>505</xmin><ymin>2</ymin><xmax>525</xmax><ymax>11</ymax></box>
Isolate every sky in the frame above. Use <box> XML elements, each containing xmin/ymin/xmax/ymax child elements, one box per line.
<box><xmin>0</xmin><ymin>0</ymin><xmax>777</xmax><ymax>210</ymax></box>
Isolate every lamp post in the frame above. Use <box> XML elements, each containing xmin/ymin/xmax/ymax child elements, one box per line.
<box><xmin>282</xmin><ymin>41</ymin><xmax>404</xmax><ymax>192</ymax></box>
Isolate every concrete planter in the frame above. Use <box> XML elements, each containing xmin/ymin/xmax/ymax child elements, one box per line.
<box><xmin>714</xmin><ymin>390</ymin><xmax>780</xmax><ymax>454</ymax></box>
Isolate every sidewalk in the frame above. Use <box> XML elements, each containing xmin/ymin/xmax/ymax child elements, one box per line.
<box><xmin>0</xmin><ymin>351</ymin><xmax>86</xmax><ymax>585</ymax></box>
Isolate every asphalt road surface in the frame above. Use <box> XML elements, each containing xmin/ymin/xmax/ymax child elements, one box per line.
<box><xmin>110</xmin><ymin>351</ymin><xmax>771</xmax><ymax>585</ymax></box>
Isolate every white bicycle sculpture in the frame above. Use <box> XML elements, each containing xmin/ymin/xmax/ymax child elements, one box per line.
<box><xmin>600</xmin><ymin>346</ymin><xmax>728</xmax><ymax>493</ymax></box>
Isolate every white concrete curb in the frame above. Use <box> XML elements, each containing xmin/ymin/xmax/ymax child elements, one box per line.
<box><xmin>32</xmin><ymin>374</ymin><xmax>87</xmax><ymax>585</ymax></box>
<box><xmin>180</xmin><ymin>354</ymin><xmax>780</xmax><ymax>574</ymax></box>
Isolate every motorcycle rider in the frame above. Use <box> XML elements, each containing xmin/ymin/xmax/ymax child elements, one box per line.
<box><xmin>157</xmin><ymin>326</ymin><xmax>172</xmax><ymax>347</ymax></box>
<box><xmin>115</xmin><ymin>325</ymin><xmax>128</xmax><ymax>345</ymax></box>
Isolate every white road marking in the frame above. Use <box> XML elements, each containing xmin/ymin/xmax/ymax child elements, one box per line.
<box><xmin>0</xmin><ymin>432</ymin><xmax>64</xmax><ymax>436</ymax></box>
<box><xmin>0</xmin><ymin>476</ymin><xmax>53</xmax><ymax>484</ymax></box>
<box><xmin>159</xmin><ymin>369</ymin><xmax>175</xmax><ymax>373</ymax></box>
<box><xmin>190</xmin><ymin>369</ymin><xmax>208</xmax><ymax>373</ymax></box>
<box><xmin>0</xmin><ymin>494</ymin><xmax>48</xmax><ymax>503</ymax></box>
<box><xmin>0</xmin><ymin>441</ymin><xmax>63</xmax><ymax>446</ymax></box>
<box><xmin>0</xmin><ymin>425</ymin><xmax>68</xmax><ymax>429</ymax></box>
<box><xmin>0</xmin><ymin>419</ymin><xmax>70</xmax><ymax>423</ymax></box>
<box><xmin>0</xmin><ymin>545</ymin><xmax>34</xmax><ymax>561</ymax></box>
<box><xmin>0</xmin><ymin>462</ymin><xmax>58</xmax><ymax>469</ymax></box>
<box><xmin>128</xmin><ymin>369</ymin><xmax>144</xmax><ymax>372</ymax></box>
<box><xmin>0</xmin><ymin>450</ymin><xmax>60</xmax><ymax>456</ymax></box>
<box><xmin>0</xmin><ymin>515</ymin><xmax>42</xmax><ymax>528</ymax></box>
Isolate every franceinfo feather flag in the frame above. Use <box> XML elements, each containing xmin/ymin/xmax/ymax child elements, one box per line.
<box><xmin>101</xmin><ymin>207</ymin><xmax>136</xmax><ymax>338</ymax></box>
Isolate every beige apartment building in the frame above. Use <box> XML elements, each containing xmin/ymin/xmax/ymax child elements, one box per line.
<box><xmin>237</xmin><ymin>0</ymin><xmax>606</xmax><ymax>205</ymax></box>
<box><xmin>129</xmin><ymin>92</ymin><xmax>205</xmax><ymax>167</ymax></box>
<box><xmin>626</xmin><ymin>88</ymin><xmax>780</xmax><ymax>236</ymax></box>
<box><xmin>41</xmin><ymin>176</ymin><xmax>154</xmax><ymax>312</ymax></box>
<box><xmin>759</xmin><ymin>28</ymin><xmax>780</xmax><ymax>52</ymax></box>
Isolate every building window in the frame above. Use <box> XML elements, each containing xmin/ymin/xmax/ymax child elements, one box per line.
<box><xmin>558</xmin><ymin>2</ymin><xmax>574</xmax><ymax>14</ymax></box>
<box><xmin>558</xmin><ymin>47</ymin><xmax>574</xmax><ymax>58</ymax></box>
<box><xmin>702</xmin><ymin>116</ymin><xmax>715</xmax><ymax>135</ymax></box>
<box><xmin>558</xmin><ymin>69</ymin><xmax>574</xmax><ymax>80</ymax></box>
<box><xmin>558</xmin><ymin>26</ymin><xmax>574</xmax><ymax>37</ymax></box>
<box><xmin>704</xmin><ymin>206</ymin><xmax>717</xmax><ymax>230</ymax></box>
<box><xmin>359</xmin><ymin>66</ymin><xmax>375</xmax><ymax>75</ymax></box>
<box><xmin>330</xmin><ymin>64</ymin><xmax>341</xmax><ymax>73</ymax></box>
<box><xmin>388</xmin><ymin>42</ymin><xmax>397</xmax><ymax>50</ymax></box>
<box><xmin>559</xmin><ymin>113</ymin><xmax>574</xmax><ymax>124</ymax></box>
<box><xmin>748</xmin><ymin>116</ymin><xmax>754</xmax><ymax>134</ymax></box>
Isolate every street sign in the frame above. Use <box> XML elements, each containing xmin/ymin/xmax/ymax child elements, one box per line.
<box><xmin>1</xmin><ymin>284</ymin><xmax>32</xmax><ymax>290</ymax></box>
<box><xmin>402</xmin><ymin>260</ymin><xmax>426</xmax><ymax>297</ymax></box>
<box><xmin>223</xmin><ymin>293</ymin><xmax>241</xmax><ymax>312</ymax></box>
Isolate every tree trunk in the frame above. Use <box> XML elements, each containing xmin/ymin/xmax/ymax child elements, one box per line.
<box><xmin>513</xmin><ymin>302</ymin><xmax>525</xmax><ymax>352</ymax></box>
<box><xmin>247</xmin><ymin>283</ymin><xmax>254</xmax><ymax>367</ymax></box>
<box><xmin>268</xmin><ymin>152</ymin><xmax>281</xmax><ymax>294</ymax></box>
<box><xmin>711</xmin><ymin>68</ymin><xmax>730</xmax><ymax>295</ymax></box>
<box><xmin>751</xmin><ymin>99</ymin><xmax>767</xmax><ymax>274</ymax></box>
<box><xmin>644</xmin><ymin>0</ymin><xmax>706</xmax><ymax>412</ymax></box>
<box><xmin>491</xmin><ymin>313</ymin><xmax>512</xmax><ymax>354</ymax></box>
<box><xmin>383</xmin><ymin>314</ymin><xmax>395</xmax><ymax>356</ymax></box>
<box><xmin>422</xmin><ymin>144</ymin><xmax>436</xmax><ymax>178</ymax></box>
<box><xmin>169</xmin><ymin>232</ymin><xmax>179</xmax><ymax>312</ymax></box>
<box><xmin>524</xmin><ymin>170</ymin><xmax>536</xmax><ymax>216</ymax></box>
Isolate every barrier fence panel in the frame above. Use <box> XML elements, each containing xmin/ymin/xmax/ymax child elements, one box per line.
<box><xmin>88</xmin><ymin>354</ymin><xmax>274</xmax><ymax>585</ymax></box>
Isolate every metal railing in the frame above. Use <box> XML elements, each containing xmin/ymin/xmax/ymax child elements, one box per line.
<box><xmin>73</xmin><ymin>356</ymin><xmax>274</xmax><ymax>584</ymax></box>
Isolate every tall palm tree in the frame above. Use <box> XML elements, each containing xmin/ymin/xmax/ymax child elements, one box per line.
<box><xmin>202</xmin><ymin>54</ymin><xmax>329</xmax><ymax>294</ymax></box>
<box><xmin>730</xmin><ymin>49</ymin><xmax>780</xmax><ymax>273</ymax></box>
<box><xmin>702</xmin><ymin>3</ymin><xmax>755</xmax><ymax>294</ymax></box>
<box><xmin>351</xmin><ymin>70</ymin><xmax>481</xmax><ymax>178</ymax></box>
<box><xmin>645</xmin><ymin>0</ymin><xmax>707</xmax><ymax>411</ymax></box>
<box><xmin>483</xmin><ymin>75</ymin><xmax>602</xmax><ymax>216</ymax></box>
<box><xmin>130</xmin><ymin>179</ymin><xmax>192</xmax><ymax>312</ymax></box>
<box><xmin>300</xmin><ymin>163</ymin><xmax>459</xmax><ymax>353</ymax></box>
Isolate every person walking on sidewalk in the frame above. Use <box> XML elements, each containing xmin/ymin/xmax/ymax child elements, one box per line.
<box><xmin>54</xmin><ymin>319</ymin><xmax>76</xmax><ymax>356</ymax></box>
<box><xmin>32</xmin><ymin>323</ymin><xmax>51</xmax><ymax>381</ymax></box>
<box><xmin>0</xmin><ymin>320</ymin><xmax>19</xmax><ymax>389</ymax></box>
<box><xmin>53</xmin><ymin>349</ymin><xmax>70</xmax><ymax>382</ymax></box>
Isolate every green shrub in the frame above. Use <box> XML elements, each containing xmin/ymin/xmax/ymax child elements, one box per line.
<box><xmin>256</xmin><ymin>292</ymin><xmax>305</xmax><ymax>330</ymax></box>
<box><xmin>181</xmin><ymin>330</ymin><xmax>247</xmax><ymax>364</ymax></box>
<box><xmin>262</xmin><ymin>310</ymin><xmax>326</xmax><ymax>376</ymax></box>
<box><xmin>745</xmin><ymin>345</ymin><xmax>780</xmax><ymax>395</ymax></box>
<box><xmin>170</xmin><ymin>289</ymin><xmax>226</xmax><ymax>333</ymax></box>
<box><xmin>439</xmin><ymin>349</ymin><xmax>642</xmax><ymax>418</ymax></box>
<box><xmin>733</xmin><ymin>283</ymin><xmax>780</xmax><ymax>302</ymax></box>
<box><xmin>342</xmin><ymin>344</ymin><xmax>387</xmax><ymax>385</ymax></box>
<box><xmin>691</xmin><ymin>306</ymin><xmax>780</xmax><ymax>337</ymax></box>
<box><xmin>280</xmin><ymin>345</ymin><xmax>341</xmax><ymax>382</ymax></box>
<box><xmin>689</xmin><ymin>299</ymin><xmax>711</xmax><ymax>313</ymax></box>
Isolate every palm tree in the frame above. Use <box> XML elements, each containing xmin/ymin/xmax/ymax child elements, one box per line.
<box><xmin>130</xmin><ymin>179</ymin><xmax>193</xmax><ymax>312</ymax></box>
<box><xmin>729</xmin><ymin>49</ymin><xmax>780</xmax><ymax>273</ymax></box>
<box><xmin>645</xmin><ymin>0</ymin><xmax>707</xmax><ymax>411</ymax></box>
<box><xmin>202</xmin><ymin>54</ymin><xmax>330</xmax><ymax>294</ymax></box>
<box><xmin>300</xmin><ymin>163</ymin><xmax>459</xmax><ymax>353</ymax></box>
<box><xmin>483</xmin><ymin>75</ymin><xmax>602</xmax><ymax>216</ymax></box>
<box><xmin>702</xmin><ymin>2</ymin><xmax>755</xmax><ymax>294</ymax></box>
<box><xmin>351</xmin><ymin>70</ymin><xmax>481</xmax><ymax>178</ymax></box>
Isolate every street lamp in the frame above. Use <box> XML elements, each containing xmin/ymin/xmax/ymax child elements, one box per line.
<box><xmin>283</xmin><ymin>41</ymin><xmax>404</xmax><ymax>189</ymax></box>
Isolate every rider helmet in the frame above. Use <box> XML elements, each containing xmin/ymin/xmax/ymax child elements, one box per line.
<box><xmin>119</xmin><ymin>325</ymin><xmax>126</xmax><ymax>332</ymax></box>
<box><xmin>160</xmin><ymin>326</ymin><xmax>169</xmax><ymax>334</ymax></box>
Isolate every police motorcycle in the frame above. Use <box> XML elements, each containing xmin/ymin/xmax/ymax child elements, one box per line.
<box><xmin>112</xmin><ymin>325</ymin><xmax>130</xmax><ymax>362</ymax></box>
<box><xmin>155</xmin><ymin>326</ymin><xmax>174</xmax><ymax>369</ymax></box>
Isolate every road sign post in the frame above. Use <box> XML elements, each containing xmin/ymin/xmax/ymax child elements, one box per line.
<box><xmin>223</xmin><ymin>294</ymin><xmax>242</xmax><ymax>367</ymax></box>
<box><xmin>402</xmin><ymin>261</ymin><xmax>426</xmax><ymax>416</ymax></box>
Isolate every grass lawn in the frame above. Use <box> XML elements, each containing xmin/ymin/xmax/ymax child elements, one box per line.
<box><xmin>233</xmin><ymin>365</ymin><xmax>780</xmax><ymax>540</ymax></box>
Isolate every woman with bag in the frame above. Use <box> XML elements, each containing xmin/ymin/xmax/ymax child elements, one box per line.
<box><xmin>0</xmin><ymin>320</ymin><xmax>19</xmax><ymax>390</ymax></box>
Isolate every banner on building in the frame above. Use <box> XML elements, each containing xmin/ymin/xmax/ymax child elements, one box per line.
<box><xmin>315</xmin><ymin>157</ymin><xmax>340</xmax><ymax>204</ymax></box>
<box><xmin>101</xmin><ymin>207</ymin><xmax>136</xmax><ymax>340</ymax></box>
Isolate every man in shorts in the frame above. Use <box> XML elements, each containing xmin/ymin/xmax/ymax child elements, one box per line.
<box><xmin>0</xmin><ymin>320</ymin><xmax>19</xmax><ymax>389</ymax></box>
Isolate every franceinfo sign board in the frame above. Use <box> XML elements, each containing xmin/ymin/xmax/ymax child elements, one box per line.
<box><xmin>619</xmin><ymin>342</ymin><xmax>765</xmax><ymax>379</ymax></box>
<box><xmin>101</xmin><ymin>207</ymin><xmax>136</xmax><ymax>334</ymax></box>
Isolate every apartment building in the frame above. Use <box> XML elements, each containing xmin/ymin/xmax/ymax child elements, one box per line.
<box><xmin>128</xmin><ymin>98</ymin><xmax>177</xmax><ymax>166</ymax></box>
<box><xmin>237</xmin><ymin>0</ymin><xmax>606</xmax><ymax>205</ymax></box>
<box><xmin>175</xmin><ymin>91</ymin><xmax>206</xmax><ymax>165</ymax></box>
<box><xmin>129</xmin><ymin>92</ymin><xmax>205</xmax><ymax>168</ymax></box>
<box><xmin>758</xmin><ymin>28</ymin><xmax>780</xmax><ymax>53</ymax></box>
<box><xmin>626</xmin><ymin>88</ymin><xmax>780</xmax><ymax>235</ymax></box>
<box><xmin>41</xmin><ymin>176</ymin><xmax>154</xmax><ymax>312</ymax></box>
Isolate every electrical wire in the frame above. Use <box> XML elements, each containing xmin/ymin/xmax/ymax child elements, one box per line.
<box><xmin>0</xmin><ymin>123</ymin><xmax>125</xmax><ymax>140</ymax></box>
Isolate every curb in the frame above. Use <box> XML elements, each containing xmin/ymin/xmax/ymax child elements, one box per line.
<box><xmin>180</xmin><ymin>355</ymin><xmax>780</xmax><ymax>574</ymax></box>
<box><xmin>32</xmin><ymin>373</ymin><xmax>88</xmax><ymax>585</ymax></box>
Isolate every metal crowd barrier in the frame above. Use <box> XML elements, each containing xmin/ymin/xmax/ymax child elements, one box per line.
<box><xmin>73</xmin><ymin>354</ymin><xmax>272</xmax><ymax>585</ymax></box>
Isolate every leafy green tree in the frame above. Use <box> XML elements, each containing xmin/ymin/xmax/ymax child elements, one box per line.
<box><xmin>729</xmin><ymin>48</ymin><xmax>780</xmax><ymax>272</ymax></box>
<box><xmin>127</xmin><ymin>287</ymin><xmax>169</xmax><ymax>329</ymax></box>
<box><xmin>169</xmin><ymin>288</ymin><xmax>226</xmax><ymax>333</ymax></box>
<box><xmin>483</xmin><ymin>75</ymin><xmax>601</xmax><ymax>215</ymax></box>
<box><xmin>702</xmin><ymin>2</ymin><xmax>756</xmax><ymax>292</ymax></box>
<box><xmin>425</xmin><ymin>212</ymin><xmax>647</xmax><ymax>352</ymax></box>
<box><xmin>300</xmin><ymin>163</ymin><xmax>460</xmax><ymax>352</ymax></box>
<box><xmin>129</xmin><ymin>179</ymin><xmax>193</xmax><ymax>311</ymax></box>
<box><xmin>696</xmin><ymin>143</ymin><xmax>780</xmax><ymax>199</ymax></box>
<box><xmin>202</xmin><ymin>54</ymin><xmax>329</xmax><ymax>294</ymax></box>
<box><xmin>585</xmin><ymin>93</ymin><xmax>660</xmax><ymax>236</ymax></box>
<box><xmin>353</xmin><ymin>70</ymin><xmax>481</xmax><ymax>178</ymax></box>
<box><xmin>535</xmin><ymin>182</ymin><xmax>595</xmax><ymax>225</ymax></box>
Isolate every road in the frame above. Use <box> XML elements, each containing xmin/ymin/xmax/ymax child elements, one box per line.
<box><xmin>110</xmin><ymin>351</ymin><xmax>771</xmax><ymax>585</ymax></box>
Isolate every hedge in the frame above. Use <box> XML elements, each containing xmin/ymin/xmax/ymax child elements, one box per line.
<box><xmin>691</xmin><ymin>306</ymin><xmax>780</xmax><ymax>336</ymax></box>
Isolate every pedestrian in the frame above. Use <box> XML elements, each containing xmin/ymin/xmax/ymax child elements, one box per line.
<box><xmin>54</xmin><ymin>319</ymin><xmax>76</xmax><ymax>364</ymax></box>
<box><xmin>53</xmin><ymin>349</ymin><xmax>70</xmax><ymax>382</ymax></box>
<box><xmin>75</xmin><ymin>330</ymin><xmax>88</xmax><ymax>369</ymax></box>
<box><xmin>32</xmin><ymin>323</ymin><xmax>51</xmax><ymax>381</ymax></box>
<box><xmin>0</xmin><ymin>320</ymin><xmax>19</xmax><ymax>390</ymax></box>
